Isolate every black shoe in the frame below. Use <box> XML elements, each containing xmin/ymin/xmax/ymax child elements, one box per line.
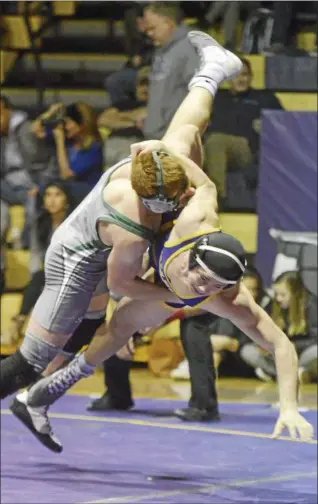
<box><xmin>174</xmin><ymin>407</ymin><xmax>220</xmax><ymax>422</ymax></box>
<box><xmin>10</xmin><ymin>396</ymin><xmax>63</xmax><ymax>453</ymax></box>
<box><xmin>87</xmin><ymin>392</ymin><xmax>134</xmax><ymax>412</ymax></box>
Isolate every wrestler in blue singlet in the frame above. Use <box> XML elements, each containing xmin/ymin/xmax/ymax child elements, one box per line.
<box><xmin>150</xmin><ymin>210</ymin><xmax>220</xmax><ymax>309</ymax></box>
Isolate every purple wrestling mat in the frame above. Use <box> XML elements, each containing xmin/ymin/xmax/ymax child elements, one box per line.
<box><xmin>1</xmin><ymin>396</ymin><xmax>317</xmax><ymax>504</ymax></box>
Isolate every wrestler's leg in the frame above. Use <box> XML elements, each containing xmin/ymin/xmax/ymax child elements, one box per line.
<box><xmin>26</xmin><ymin>299</ymin><xmax>175</xmax><ymax>408</ymax></box>
<box><xmin>0</xmin><ymin>243</ymin><xmax>107</xmax><ymax>400</ymax></box>
<box><xmin>164</xmin><ymin>32</ymin><xmax>242</xmax><ymax>137</ymax></box>
<box><xmin>41</xmin><ymin>292</ymin><xmax>109</xmax><ymax>377</ymax></box>
<box><xmin>9</xmin><ymin>292</ymin><xmax>109</xmax><ymax>453</ymax></box>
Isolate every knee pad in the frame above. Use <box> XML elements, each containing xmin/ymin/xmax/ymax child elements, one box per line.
<box><xmin>0</xmin><ymin>350</ymin><xmax>40</xmax><ymax>399</ymax></box>
<box><xmin>62</xmin><ymin>315</ymin><xmax>105</xmax><ymax>355</ymax></box>
<box><xmin>20</xmin><ymin>332</ymin><xmax>61</xmax><ymax>374</ymax></box>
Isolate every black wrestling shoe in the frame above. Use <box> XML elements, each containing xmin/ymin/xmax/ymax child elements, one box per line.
<box><xmin>174</xmin><ymin>407</ymin><xmax>220</xmax><ymax>422</ymax></box>
<box><xmin>10</xmin><ymin>393</ymin><xmax>63</xmax><ymax>453</ymax></box>
<box><xmin>87</xmin><ymin>392</ymin><xmax>134</xmax><ymax>412</ymax></box>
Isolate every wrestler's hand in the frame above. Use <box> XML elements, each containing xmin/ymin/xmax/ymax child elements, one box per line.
<box><xmin>272</xmin><ymin>409</ymin><xmax>314</xmax><ymax>441</ymax></box>
<box><xmin>130</xmin><ymin>140</ymin><xmax>165</xmax><ymax>160</ymax></box>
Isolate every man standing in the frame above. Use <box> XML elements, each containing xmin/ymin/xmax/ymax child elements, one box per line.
<box><xmin>143</xmin><ymin>2</ymin><xmax>198</xmax><ymax>139</ymax></box>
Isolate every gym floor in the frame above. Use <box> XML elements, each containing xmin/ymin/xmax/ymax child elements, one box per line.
<box><xmin>1</xmin><ymin>370</ymin><xmax>317</xmax><ymax>504</ymax></box>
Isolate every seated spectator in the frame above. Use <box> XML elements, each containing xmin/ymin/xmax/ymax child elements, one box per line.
<box><xmin>1</xmin><ymin>95</ymin><xmax>60</xmax><ymax>247</ymax></box>
<box><xmin>0</xmin><ymin>95</ymin><xmax>59</xmax><ymax>189</ymax></box>
<box><xmin>98</xmin><ymin>67</ymin><xmax>149</xmax><ymax>167</ymax></box>
<box><xmin>203</xmin><ymin>58</ymin><xmax>283</xmax><ymax>205</ymax></box>
<box><xmin>241</xmin><ymin>271</ymin><xmax>317</xmax><ymax>384</ymax></box>
<box><xmin>32</xmin><ymin>102</ymin><xmax>104</xmax><ymax>202</ymax></box>
<box><xmin>1</xmin><ymin>181</ymin><xmax>75</xmax><ymax>346</ymax></box>
<box><xmin>1</xmin><ymin>96</ymin><xmax>33</xmax><ymax>212</ymax></box>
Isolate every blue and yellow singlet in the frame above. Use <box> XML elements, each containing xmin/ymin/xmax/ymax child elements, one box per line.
<box><xmin>150</xmin><ymin>211</ymin><xmax>221</xmax><ymax>309</ymax></box>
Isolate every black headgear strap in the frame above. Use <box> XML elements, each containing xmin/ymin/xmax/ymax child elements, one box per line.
<box><xmin>152</xmin><ymin>150</ymin><xmax>168</xmax><ymax>200</ymax></box>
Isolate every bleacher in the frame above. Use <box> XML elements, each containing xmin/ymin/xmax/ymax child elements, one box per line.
<box><xmin>1</xmin><ymin>1</ymin><xmax>317</xmax><ymax>358</ymax></box>
<box><xmin>1</xmin><ymin>2</ymin><xmax>317</xmax><ymax>113</ymax></box>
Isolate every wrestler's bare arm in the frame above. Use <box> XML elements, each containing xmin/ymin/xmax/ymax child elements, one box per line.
<box><xmin>107</xmin><ymin>236</ymin><xmax>179</xmax><ymax>303</ymax></box>
<box><xmin>130</xmin><ymin>130</ymin><xmax>219</xmax><ymax>227</ymax></box>
<box><xmin>204</xmin><ymin>283</ymin><xmax>299</xmax><ymax>412</ymax></box>
<box><xmin>163</xmin><ymin>124</ymin><xmax>204</xmax><ymax>168</ymax></box>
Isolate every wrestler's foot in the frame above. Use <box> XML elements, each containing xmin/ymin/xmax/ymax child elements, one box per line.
<box><xmin>188</xmin><ymin>31</ymin><xmax>243</xmax><ymax>93</ymax></box>
<box><xmin>27</xmin><ymin>354</ymin><xmax>94</xmax><ymax>408</ymax></box>
<box><xmin>10</xmin><ymin>391</ymin><xmax>63</xmax><ymax>453</ymax></box>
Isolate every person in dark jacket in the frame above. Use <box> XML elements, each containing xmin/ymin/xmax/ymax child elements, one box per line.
<box><xmin>203</xmin><ymin>58</ymin><xmax>283</xmax><ymax>200</ymax></box>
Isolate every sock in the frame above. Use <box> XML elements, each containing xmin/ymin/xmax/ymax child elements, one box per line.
<box><xmin>188</xmin><ymin>75</ymin><xmax>218</xmax><ymax>97</ymax></box>
<box><xmin>189</xmin><ymin>48</ymin><xmax>235</xmax><ymax>96</ymax></box>
<box><xmin>77</xmin><ymin>353</ymin><xmax>96</xmax><ymax>375</ymax></box>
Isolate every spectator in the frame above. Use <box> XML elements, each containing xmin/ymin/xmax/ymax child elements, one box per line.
<box><xmin>204</xmin><ymin>1</ymin><xmax>260</xmax><ymax>51</ymax></box>
<box><xmin>106</xmin><ymin>4</ymin><xmax>152</xmax><ymax>108</ymax></box>
<box><xmin>203</xmin><ymin>58</ymin><xmax>283</xmax><ymax>203</ymax></box>
<box><xmin>0</xmin><ymin>95</ymin><xmax>59</xmax><ymax>248</ymax></box>
<box><xmin>123</xmin><ymin>2</ymin><xmax>153</xmax><ymax>63</ymax></box>
<box><xmin>33</xmin><ymin>102</ymin><xmax>104</xmax><ymax>201</ymax></box>
<box><xmin>1</xmin><ymin>181</ymin><xmax>75</xmax><ymax>346</ymax></box>
<box><xmin>98</xmin><ymin>67</ymin><xmax>150</xmax><ymax>167</ymax></box>
<box><xmin>242</xmin><ymin>271</ymin><xmax>317</xmax><ymax>384</ymax></box>
<box><xmin>0</xmin><ymin>96</ymin><xmax>33</xmax><ymax>209</ymax></box>
<box><xmin>0</xmin><ymin>95</ymin><xmax>59</xmax><ymax>189</ymax></box>
<box><xmin>142</xmin><ymin>1</ymin><xmax>198</xmax><ymax>139</ymax></box>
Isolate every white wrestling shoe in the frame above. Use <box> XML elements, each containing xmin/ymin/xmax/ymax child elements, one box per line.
<box><xmin>10</xmin><ymin>390</ymin><xmax>63</xmax><ymax>453</ymax></box>
<box><xmin>187</xmin><ymin>30</ymin><xmax>243</xmax><ymax>93</ymax></box>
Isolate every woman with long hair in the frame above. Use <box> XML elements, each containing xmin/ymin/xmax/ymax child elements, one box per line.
<box><xmin>271</xmin><ymin>271</ymin><xmax>317</xmax><ymax>382</ymax></box>
<box><xmin>33</xmin><ymin>102</ymin><xmax>104</xmax><ymax>201</ymax></box>
<box><xmin>1</xmin><ymin>181</ymin><xmax>74</xmax><ymax>346</ymax></box>
<box><xmin>241</xmin><ymin>271</ymin><xmax>317</xmax><ymax>384</ymax></box>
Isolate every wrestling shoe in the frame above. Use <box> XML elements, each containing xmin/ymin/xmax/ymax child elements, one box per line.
<box><xmin>187</xmin><ymin>31</ymin><xmax>243</xmax><ymax>92</ymax></box>
<box><xmin>10</xmin><ymin>391</ymin><xmax>62</xmax><ymax>453</ymax></box>
<box><xmin>27</xmin><ymin>354</ymin><xmax>93</xmax><ymax>408</ymax></box>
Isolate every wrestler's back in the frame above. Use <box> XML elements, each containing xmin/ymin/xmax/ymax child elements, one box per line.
<box><xmin>51</xmin><ymin>159</ymin><xmax>160</xmax><ymax>250</ymax></box>
<box><xmin>168</xmin><ymin>191</ymin><xmax>220</xmax><ymax>245</ymax></box>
